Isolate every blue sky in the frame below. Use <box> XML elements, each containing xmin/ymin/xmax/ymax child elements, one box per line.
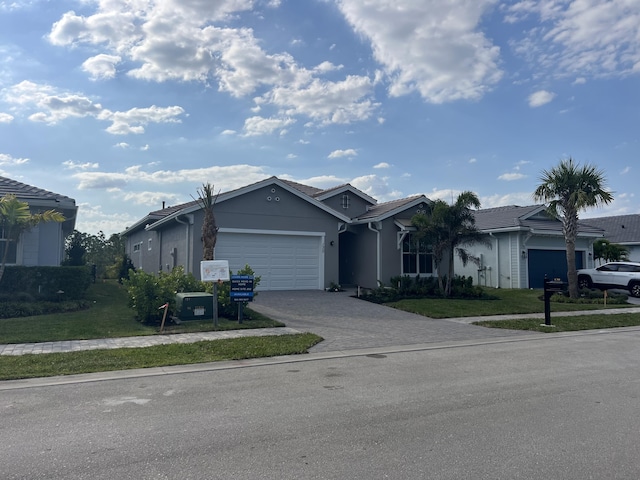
<box><xmin>0</xmin><ymin>0</ymin><xmax>638</xmax><ymax>235</ymax></box>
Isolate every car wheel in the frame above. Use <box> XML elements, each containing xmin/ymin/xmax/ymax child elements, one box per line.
<box><xmin>578</xmin><ymin>275</ymin><xmax>592</xmax><ymax>289</ymax></box>
<box><xmin>629</xmin><ymin>282</ymin><xmax>640</xmax><ymax>298</ymax></box>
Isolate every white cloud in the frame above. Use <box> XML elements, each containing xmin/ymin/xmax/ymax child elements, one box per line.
<box><xmin>99</xmin><ymin>105</ymin><xmax>185</xmax><ymax>135</ymax></box>
<box><xmin>528</xmin><ymin>90</ymin><xmax>555</xmax><ymax>107</ymax></box>
<box><xmin>221</xmin><ymin>129</ymin><xmax>236</xmax><ymax>135</ymax></box>
<box><xmin>337</xmin><ymin>0</ymin><xmax>503</xmax><ymax>103</ymax></box>
<box><xmin>242</xmin><ymin>116</ymin><xmax>295</xmax><ymax>136</ymax></box>
<box><xmin>73</xmin><ymin>164</ymin><xmax>271</xmax><ymax>190</ymax></box>
<box><xmin>0</xmin><ymin>153</ymin><xmax>29</xmax><ymax>166</ymax></box>
<box><xmin>481</xmin><ymin>191</ymin><xmax>536</xmax><ymax>208</ymax></box>
<box><xmin>350</xmin><ymin>174</ymin><xmax>401</xmax><ymax>201</ymax></box>
<box><xmin>621</xmin><ymin>166</ymin><xmax>630</xmax><ymax>175</ymax></box>
<box><xmin>286</xmin><ymin>153</ymin><xmax>297</xmax><ymax>159</ymax></box>
<box><xmin>63</xmin><ymin>160</ymin><xmax>99</xmax><ymax>170</ymax></box>
<box><xmin>373</xmin><ymin>162</ymin><xmax>390</xmax><ymax>169</ymax></box>
<box><xmin>46</xmin><ymin>0</ymin><xmax>380</xmax><ymax>131</ymax></box>
<box><xmin>82</xmin><ymin>54</ymin><xmax>121</xmax><ymax>80</ymax></box>
<box><xmin>498</xmin><ymin>172</ymin><xmax>527</xmax><ymax>181</ymax></box>
<box><xmin>0</xmin><ymin>112</ymin><xmax>14</xmax><ymax>123</ymax></box>
<box><xmin>328</xmin><ymin>148</ymin><xmax>358</xmax><ymax>159</ymax></box>
<box><xmin>114</xmin><ymin>142</ymin><xmax>130</xmax><ymax>148</ymax></box>
<box><xmin>2</xmin><ymin>81</ymin><xmax>185</xmax><ymax>134</ymax></box>
<box><xmin>506</xmin><ymin>1</ymin><xmax>640</xmax><ymax>79</ymax></box>
<box><xmin>469</xmin><ymin>157</ymin><xmax>477</xmax><ymax>164</ymax></box>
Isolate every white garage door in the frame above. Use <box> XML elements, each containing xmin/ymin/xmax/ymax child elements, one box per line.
<box><xmin>215</xmin><ymin>231</ymin><xmax>323</xmax><ymax>290</ymax></box>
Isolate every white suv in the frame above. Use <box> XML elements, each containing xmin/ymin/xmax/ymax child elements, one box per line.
<box><xmin>577</xmin><ymin>261</ymin><xmax>640</xmax><ymax>297</ymax></box>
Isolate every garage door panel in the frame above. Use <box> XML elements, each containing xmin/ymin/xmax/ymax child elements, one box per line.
<box><xmin>215</xmin><ymin>232</ymin><xmax>322</xmax><ymax>290</ymax></box>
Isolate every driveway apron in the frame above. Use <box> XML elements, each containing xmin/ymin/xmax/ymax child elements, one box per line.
<box><xmin>250</xmin><ymin>290</ymin><xmax>536</xmax><ymax>352</ymax></box>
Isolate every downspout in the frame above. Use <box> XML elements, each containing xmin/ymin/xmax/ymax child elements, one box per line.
<box><xmin>368</xmin><ymin>222</ymin><xmax>381</xmax><ymax>284</ymax></box>
<box><xmin>489</xmin><ymin>232</ymin><xmax>499</xmax><ymax>288</ymax></box>
<box><xmin>175</xmin><ymin>214</ymin><xmax>194</xmax><ymax>274</ymax></box>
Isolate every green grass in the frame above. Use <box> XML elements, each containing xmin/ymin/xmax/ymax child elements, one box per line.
<box><xmin>386</xmin><ymin>288</ymin><xmax>635</xmax><ymax>319</ymax></box>
<box><xmin>473</xmin><ymin>313</ymin><xmax>640</xmax><ymax>333</ymax></box>
<box><xmin>0</xmin><ymin>333</ymin><xmax>323</xmax><ymax>381</ymax></box>
<box><xmin>0</xmin><ymin>281</ymin><xmax>284</xmax><ymax>344</ymax></box>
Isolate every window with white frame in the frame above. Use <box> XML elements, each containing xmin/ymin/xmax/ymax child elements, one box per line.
<box><xmin>148</xmin><ymin>238</ymin><xmax>152</xmax><ymax>251</ymax></box>
<box><xmin>133</xmin><ymin>242</ymin><xmax>141</xmax><ymax>252</ymax></box>
<box><xmin>341</xmin><ymin>194</ymin><xmax>350</xmax><ymax>209</ymax></box>
<box><xmin>402</xmin><ymin>233</ymin><xmax>433</xmax><ymax>275</ymax></box>
<box><xmin>0</xmin><ymin>226</ymin><xmax>17</xmax><ymax>264</ymax></box>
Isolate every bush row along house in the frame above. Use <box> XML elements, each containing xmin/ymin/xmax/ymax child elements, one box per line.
<box><xmin>121</xmin><ymin>176</ymin><xmax>616</xmax><ymax>292</ymax></box>
<box><xmin>0</xmin><ymin>176</ymin><xmax>77</xmax><ymax>270</ymax></box>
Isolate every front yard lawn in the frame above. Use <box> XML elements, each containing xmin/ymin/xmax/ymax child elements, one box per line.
<box><xmin>385</xmin><ymin>287</ymin><xmax>635</xmax><ymax>319</ymax></box>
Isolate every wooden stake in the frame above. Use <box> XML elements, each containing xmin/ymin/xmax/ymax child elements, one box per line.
<box><xmin>159</xmin><ymin>303</ymin><xmax>169</xmax><ymax>333</ymax></box>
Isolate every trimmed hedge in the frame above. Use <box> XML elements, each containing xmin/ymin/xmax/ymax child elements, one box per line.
<box><xmin>0</xmin><ymin>266</ymin><xmax>92</xmax><ymax>300</ymax></box>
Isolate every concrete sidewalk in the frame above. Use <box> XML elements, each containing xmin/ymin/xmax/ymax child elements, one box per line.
<box><xmin>0</xmin><ymin>327</ymin><xmax>301</xmax><ymax>356</ymax></box>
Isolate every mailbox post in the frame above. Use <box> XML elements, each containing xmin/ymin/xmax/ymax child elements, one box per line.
<box><xmin>543</xmin><ymin>276</ymin><xmax>567</xmax><ymax>326</ymax></box>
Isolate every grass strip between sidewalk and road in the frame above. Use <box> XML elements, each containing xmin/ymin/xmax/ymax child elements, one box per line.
<box><xmin>0</xmin><ymin>333</ymin><xmax>323</xmax><ymax>381</ymax></box>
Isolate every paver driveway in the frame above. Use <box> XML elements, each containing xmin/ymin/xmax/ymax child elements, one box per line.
<box><xmin>250</xmin><ymin>290</ymin><xmax>537</xmax><ymax>352</ymax></box>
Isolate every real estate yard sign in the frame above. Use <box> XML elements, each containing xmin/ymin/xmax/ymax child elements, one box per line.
<box><xmin>200</xmin><ymin>260</ymin><xmax>230</xmax><ymax>326</ymax></box>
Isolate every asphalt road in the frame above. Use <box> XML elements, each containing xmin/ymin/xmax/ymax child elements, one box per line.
<box><xmin>3</xmin><ymin>329</ymin><xmax>640</xmax><ymax>479</ymax></box>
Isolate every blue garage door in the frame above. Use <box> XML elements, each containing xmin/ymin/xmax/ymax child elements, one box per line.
<box><xmin>527</xmin><ymin>250</ymin><xmax>584</xmax><ymax>288</ymax></box>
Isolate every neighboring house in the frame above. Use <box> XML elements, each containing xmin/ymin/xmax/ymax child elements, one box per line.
<box><xmin>454</xmin><ymin>205</ymin><xmax>604</xmax><ymax>289</ymax></box>
<box><xmin>0</xmin><ymin>176</ymin><xmax>77</xmax><ymax>267</ymax></box>
<box><xmin>580</xmin><ymin>214</ymin><xmax>640</xmax><ymax>262</ymax></box>
<box><xmin>121</xmin><ymin>176</ymin><xmax>434</xmax><ymax>291</ymax></box>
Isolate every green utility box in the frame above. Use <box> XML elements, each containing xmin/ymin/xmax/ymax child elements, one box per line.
<box><xmin>175</xmin><ymin>292</ymin><xmax>214</xmax><ymax>320</ymax></box>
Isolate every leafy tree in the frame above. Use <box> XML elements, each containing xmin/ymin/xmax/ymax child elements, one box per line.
<box><xmin>593</xmin><ymin>238</ymin><xmax>629</xmax><ymax>264</ymax></box>
<box><xmin>194</xmin><ymin>183</ymin><xmax>219</xmax><ymax>261</ymax></box>
<box><xmin>411</xmin><ymin>191</ymin><xmax>489</xmax><ymax>297</ymax></box>
<box><xmin>64</xmin><ymin>230</ymin><xmax>88</xmax><ymax>266</ymax></box>
<box><xmin>533</xmin><ymin>158</ymin><xmax>613</xmax><ymax>298</ymax></box>
<box><xmin>0</xmin><ymin>194</ymin><xmax>65</xmax><ymax>283</ymax></box>
<box><xmin>64</xmin><ymin>230</ymin><xmax>127</xmax><ymax>279</ymax></box>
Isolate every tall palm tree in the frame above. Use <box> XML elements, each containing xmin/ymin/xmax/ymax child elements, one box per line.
<box><xmin>0</xmin><ymin>194</ymin><xmax>65</xmax><ymax>283</ymax></box>
<box><xmin>194</xmin><ymin>183</ymin><xmax>219</xmax><ymax>261</ymax></box>
<box><xmin>412</xmin><ymin>191</ymin><xmax>489</xmax><ymax>297</ymax></box>
<box><xmin>533</xmin><ymin>158</ymin><xmax>613</xmax><ymax>298</ymax></box>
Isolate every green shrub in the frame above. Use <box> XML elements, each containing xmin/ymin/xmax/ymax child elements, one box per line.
<box><xmin>0</xmin><ymin>266</ymin><xmax>92</xmax><ymax>300</ymax></box>
<box><xmin>364</xmin><ymin>274</ymin><xmax>487</xmax><ymax>303</ymax></box>
<box><xmin>124</xmin><ymin>264</ymin><xmax>262</xmax><ymax>323</ymax></box>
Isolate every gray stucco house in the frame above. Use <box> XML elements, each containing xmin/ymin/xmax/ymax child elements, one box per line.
<box><xmin>121</xmin><ymin>176</ymin><xmax>433</xmax><ymax>291</ymax></box>
<box><xmin>454</xmin><ymin>205</ymin><xmax>604</xmax><ymax>289</ymax></box>
<box><xmin>0</xmin><ymin>176</ymin><xmax>77</xmax><ymax>268</ymax></box>
<box><xmin>580</xmin><ymin>214</ymin><xmax>640</xmax><ymax>262</ymax></box>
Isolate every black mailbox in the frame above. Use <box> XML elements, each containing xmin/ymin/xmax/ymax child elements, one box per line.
<box><xmin>543</xmin><ymin>276</ymin><xmax>567</xmax><ymax>326</ymax></box>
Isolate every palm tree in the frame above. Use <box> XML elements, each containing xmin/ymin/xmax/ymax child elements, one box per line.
<box><xmin>0</xmin><ymin>194</ymin><xmax>65</xmax><ymax>283</ymax></box>
<box><xmin>412</xmin><ymin>191</ymin><xmax>489</xmax><ymax>297</ymax></box>
<box><xmin>533</xmin><ymin>158</ymin><xmax>613</xmax><ymax>298</ymax></box>
<box><xmin>194</xmin><ymin>183</ymin><xmax>219</xmax><ymax>261</ymax></box>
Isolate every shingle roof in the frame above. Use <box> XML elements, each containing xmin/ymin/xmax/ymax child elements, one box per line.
<box><xmin>473</xmin><ymin>204</ymin><xmax>603</xmax><ymax>236</ymax></box>
<box><xmin>0</xmin><ymin>175</ymin><xmax>75</xmax><ymax>205</ymax></box>
<box><xmin>280</xmin><ymin>179</ymin><xmax>323</xmax><ymax>197</ymax></box>
<box><xmin>355</xmin><ymin>195</ymin><xmax>427</xmax><ymax>221</ymax></box>
<box><xmin>580</xmin><ymin>214</ymin><xmax>640</xmax><ymax>244</ymax></box>
<box><xmin>471</xmin><ymin>205</ymin><xmax>543</xmax><ymax>230</ymax></box>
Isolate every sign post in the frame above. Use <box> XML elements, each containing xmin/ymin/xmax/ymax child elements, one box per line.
<box><xmin>230</xmin><ymin>275</ymin><xmax>254</xmax><ymax>324</ymax></box>
<box><xmin>200</xmin><ymin>260</ymin><xmax>230</xmax><ymax>327</ymax></box>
